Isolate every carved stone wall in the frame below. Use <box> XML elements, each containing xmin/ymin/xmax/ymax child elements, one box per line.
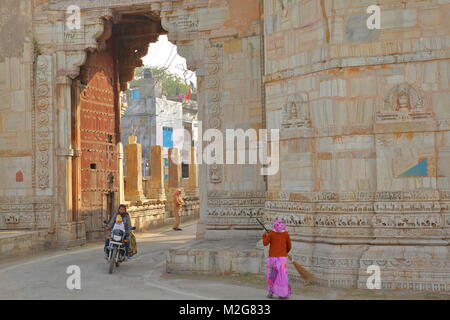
<box><xmin>13</xmin><ymin>0</ymin><xmax>266</xmax><ymax>243</ymax></box>
<box><xmin>264</xmin><ymin>0</ymin><xmax>450</xmax><ymax>290</ymax></box>
<box><xmin>35</xmin><ymin>56</ymin><xmax>54</xmax><ymax>194</ymax></box>
<box><xmin>0</xmin><ymin>0</ymin><xmax>42</xmax><ymax>230</ymax></box>
<box><xmin>1</xmin><ymin>0</ymin><xmax>450</xmax><ymax>290</ymax></box>
<box><xmin>160</xmin><ymin>0</ymin><xmax>266</xmax><ymax>239</ymax></box>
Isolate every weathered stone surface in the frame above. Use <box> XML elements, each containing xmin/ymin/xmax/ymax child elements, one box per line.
<box><xmin>125</xmin><ymin>136</ymin><xmax>145</xmax><ymax>202</ymax></box>
<box><xmin>166</xmin><ymin>239</ymin><xmax>265</xmax><ymax>275</ymax></box>
<box><xmin>0</xmin><ymin>231</ymin><xmax>49</xmax><ymax>260</ymax></box>
<box><xmin>0</xmin><ymin>0</ymin><xmax>450</xmax><ymax>291</ymax></box>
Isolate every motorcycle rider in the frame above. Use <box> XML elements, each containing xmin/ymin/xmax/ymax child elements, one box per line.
<box><xmin>104</xmin><ymin>204</ymin><xmax>132</xmax><ymax>259</ymax></box>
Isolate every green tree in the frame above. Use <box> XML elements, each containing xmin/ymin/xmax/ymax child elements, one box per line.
<box><xmin>133</xmin><ymin>66</ymin><xmax>193</xmax><ymax>98</ymax></box>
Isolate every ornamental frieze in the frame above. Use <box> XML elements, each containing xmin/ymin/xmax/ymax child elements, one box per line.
<box><xmin>207</xmin><ymin>191</ymin><xmax>266</xmax><ymax>199</ymax></box>
<box><xmin>264</xmin><ymin>190</ymin><xmax>442</xmax><ymax>203</ymax></box>
<box><xmin>207</xmin><ymin>198</ymin><xmax>265</xmax><ymax>207</ymax></box>
<box><xmin>374</xmin><ymin>202</ymin><xmax>440</xmax><ymax>213</ymax></box>
<box><xmin>264</xmin><ymin>211</ymin><xmax>450</xmax><ymax>230</ymax></box>
<box><xmin>206</xmin><ymin>207</ymin><xmax>263</xmax><ymax>218</ymax></box>
<box><xmin>373</xmin><ymin>215</ymin><xmax>441</xmax><ymax>228</ymax></box>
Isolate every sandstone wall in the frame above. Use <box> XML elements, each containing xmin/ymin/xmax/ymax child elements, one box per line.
<box><xmin>0</xmin><ymin>0</ymin><xmax>51</xmax><ymax>230</ymax></box>
<box><xmin>173</xmin><ymin>0</ymin><xmax>267</xmax><ymax>240</ymax></box>
<box><xmin>263</xmin><ymin>0</ymin><xmax>450</xmax><ymax>289</ymax></box>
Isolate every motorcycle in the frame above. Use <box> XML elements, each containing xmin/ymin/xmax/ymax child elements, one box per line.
<box><xmin>104</xmin><ymin>220</ymin><xmax>136</xmax><ymax>274</ymax></box>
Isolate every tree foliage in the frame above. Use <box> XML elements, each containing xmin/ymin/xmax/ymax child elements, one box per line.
<box><xmin>133</xmin><ymin>66</ymin><xmax>192</xmax><ymax>98</ymax></box>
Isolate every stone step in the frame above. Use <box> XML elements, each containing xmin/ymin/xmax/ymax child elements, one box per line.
<box><xmin>0</xmin><ymin>231</ymin><xmax>48</xmax><ymax>260</ymax></box>
<box><xmin>166</xmin><ymin>239</ymin><xmax>265</xmax><ymax>275</ymax></box>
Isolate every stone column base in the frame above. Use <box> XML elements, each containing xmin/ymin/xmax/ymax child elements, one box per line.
<box><xmin>146</xmin><ymin>188</ymin><xmax>166</xmax><ymax>201</ymax></box>
<box><xmin>166</xmin><ymin>239</ymin><xmax>265</xmax><ymax>275</ymax></box>
<box><xmin>357</xmin><ymin>245</ymin><xmax>450</xmax><ymax>291</ymax></box>
<box><xmin>184</xmin><ymin>188</ymin><xmax>199</xmax><ymax>198</ymax></box>
<box><xmin>56</xmin><ymin>221</ymin><xmax>86</xmax><ymax>248</ymax></box>
<box><xmin>125</xmin><ymin>191</ymin><xmax>145</xmax><ymax>202</ymax></box>
<box><xmin>285</xmin><ymin>242</ymin><xmax>450</xmax><ymax>291</ymax></box>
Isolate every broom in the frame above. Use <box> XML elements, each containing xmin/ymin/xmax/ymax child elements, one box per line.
<box><xmin>287</xmin><ymin>254</ymin><xmax>316</xmax><ymax>282</ymax></box>
<box><xmin>256</xmin><ymin>218</ymin><xmax>316</xmax><ymax>283</ymax></box>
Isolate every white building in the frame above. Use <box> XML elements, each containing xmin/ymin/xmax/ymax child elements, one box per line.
<box><xmin>121</xmin><ymin>70</ymin><xmax>198</xmax><ymax>178</ymax></box>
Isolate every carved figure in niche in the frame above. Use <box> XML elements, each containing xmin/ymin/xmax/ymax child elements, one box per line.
<box><xmin>397</xmin><ymin>88</ymin><xmax>412</xmax><ymax>113</ymax></box>
<box><xmin>282</xmin><ymin>94</ymin><xmax>310</xmax><ymax>128</ymax></box>
<box><xmin>378</xmin><ymin>83</ymin><xmax>430</xmax><ymax>121</ymax></box>
<box><xmin>385</xmin><ymin>83</ymin><xmax>423</xmax><ymax>112</ymax></box>
<box><xmin>210</xmin><ymin>164</ymin><xmax>222</xmax><ymax>183</ymax></box>
<box><xmin>384</xmin><ymin>83</ymin><xmax>424</xmax><ymax>112</ymax></box>
<box><xmin>286</xmin><ymin>101</ymin><xmax>298</xmax><ymax>120</ymax></box>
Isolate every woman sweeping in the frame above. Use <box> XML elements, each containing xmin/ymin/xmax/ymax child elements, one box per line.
<box><xmin>262</xmin><ymin>219</ymin><xmax>292</xmax><ymax>299</ymax></box>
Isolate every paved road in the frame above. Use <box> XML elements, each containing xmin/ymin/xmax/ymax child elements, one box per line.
<box><xmin>1</xmin><ymin>222</ymin><xmax>445</xmax><ymax>300</ymax></box>
<box><xmin>0</xmin><ymin>222</ymin><xmax>279</xmax><ymax>300</ymax></box>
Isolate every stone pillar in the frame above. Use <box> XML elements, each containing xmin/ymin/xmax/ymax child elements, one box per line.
<box><xmin>55</xmin><ymin>72</ymin><xmax>87</xmax><ymax>247</ymax></box>
<box><xmin>125</xmin><ymin>136</ymin><xmax>144</xmax><ymax>201</ymax></box>
<box><xmin>146</xmin><ymin>145</ymin><xmax>166</xmax><ymax>200</ymax></box>
<box><xmin>188</xmin><ymin>146</ymin><xmax>198</xmax><ymax>196</ymax></box>
<box><xmin>168</xmin><ymin>148</ymin><xmax>181</xmax><ymax>191</ymax></box>
<box><xmin>117</xmin><ymin>142</ymin><xmax>125</xmax><ymax>205</ymax></box>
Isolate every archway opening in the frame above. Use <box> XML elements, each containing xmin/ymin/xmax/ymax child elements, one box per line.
<box><xmin>70</xmin><ymin>11</ymin><xmax>198</xmax><ymax>240</ymax></box>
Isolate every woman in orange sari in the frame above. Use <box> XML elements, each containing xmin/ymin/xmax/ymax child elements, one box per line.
<box><xmin>262</xmin><ymin>219</ymin><xmax>292</xmax><ymax>299</ymax></box>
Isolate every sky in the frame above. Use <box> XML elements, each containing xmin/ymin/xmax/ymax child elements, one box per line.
<box><xmin>142</xmin><ymin>35</ymin><xmax>197</xmax><ymax>86</ymax></box>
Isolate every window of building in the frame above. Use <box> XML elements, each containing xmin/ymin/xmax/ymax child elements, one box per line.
<box><xmin>182</xmin><ymin>163</ymin><xmax>189</xmax><ymax>179</ymax></box>
<box><xmin>131</xmin><ymin>89</ymin><xmax>140</xmax><ymax>99</ymax></box>
<box><xmin>163</xmin><ymin>127</ymin><xmax>173</xmax><ymax>148</ymax></box>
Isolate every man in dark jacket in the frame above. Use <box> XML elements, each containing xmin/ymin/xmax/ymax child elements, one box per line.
<box><xmin>107</xmin><ymin>204</ymin><xmax>132</xmax><ymax>234</ymax></box>
<box><xmin>104</xmin><ymin>204</ymin><xmax>132</xmax><ymax>258</ymax></box>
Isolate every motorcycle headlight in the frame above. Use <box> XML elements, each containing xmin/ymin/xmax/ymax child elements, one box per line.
<box><xmin>113</xmin><ymin>235</ymin><xmax>121</xmax><ymax>241</ymax></box>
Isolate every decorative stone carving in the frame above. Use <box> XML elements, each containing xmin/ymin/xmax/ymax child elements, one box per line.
<box><xmin>204</xmin><ymin>45</ymin><xmax>224</xmax><ymax>184</ymax></box>
<box><xmin>209</xmin><ymin>164</ymin><xmax>222</xmax><ymax>184</ymax></box>
<box><xmin>170</xmin><ymin>14</ymin><xmax>199</xmax><ymax>32</ymax></box>
<box><xmin>85</xmin><ymin>18</ymin><xmax>110</xmax><ymax>50</ymax></box>
<box><xmin>0</xmin><ymin>196</ymin><xmax>53</xmax><ymax>229</ymax></box>
<box><xmin>206</xmin><ymin>191</ymin><xmax>266</xmax><ymax>228</ymax></box>
<box><xmin>63</xmin><ymin>51</ymin><xmax>88</xmax><ymax>79</ymax></box>
<box><xmin>282</xmin><ymin>94</ymin><xmax>310</xmax><ymax>128</ymax></box>
<box><xmin>373</xmin><ymin>215</ymin><xmax>441</xmax><ymax>228</ymax></box>
<box><xmin>35</xmin><ymin>56</ymin><xmax>53</xmax><ymax>190</ymax></box>
<box><xmin>378</xmin><ymin>83</ymin><xmax>432</xmax><ymax>121</ymax></box>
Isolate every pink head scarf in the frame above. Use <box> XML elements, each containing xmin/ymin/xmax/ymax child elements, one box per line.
<box><xmin>272</xmin><ymin>219</ymin><xmax>286</xmax><ymax>232</ymax></box>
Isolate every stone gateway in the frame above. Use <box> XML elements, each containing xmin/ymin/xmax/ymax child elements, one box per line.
<box><xmin>1</xmin><ymin>0</ymin><xmax>450</xmax><ymax>291</ymax></box>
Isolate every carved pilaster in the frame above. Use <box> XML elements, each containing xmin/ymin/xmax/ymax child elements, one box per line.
<box><xmin>204</xmin><ymin>45</ymin><xmax>224</xmax><ymax>184</ymax></box>
<box><xmin>34</xmin><ymin>55</ymin><xmax>54</xmax><ymax>193</ymax></box>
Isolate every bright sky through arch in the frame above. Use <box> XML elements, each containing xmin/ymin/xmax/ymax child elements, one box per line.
<box><xmin>142</xmin><ymin>35</ymin><xmax>197</xmax><ymax>86</ymax></box>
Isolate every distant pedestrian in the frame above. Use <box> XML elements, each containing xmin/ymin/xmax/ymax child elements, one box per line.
<box><xmin>262</xmin><ymin>219</ymin><xmax>292</xmax><ymax>299</ymax></box>
<box><xmin>172</xmin><ymin>189</ymin><xmax>185</xmax><ymax>231</ymax></box>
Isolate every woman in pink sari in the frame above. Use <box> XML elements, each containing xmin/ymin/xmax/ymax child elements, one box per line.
<box><xmin>262</xmin><ymin>219</ymin><xmax>292</xmax><ymax>299</ymax></box>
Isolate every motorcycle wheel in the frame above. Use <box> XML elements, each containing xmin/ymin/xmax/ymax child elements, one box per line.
<box><xmin>109</xmin><ymin>248</ymin><xmax>117</xmax><ymax>274</ymax></box>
